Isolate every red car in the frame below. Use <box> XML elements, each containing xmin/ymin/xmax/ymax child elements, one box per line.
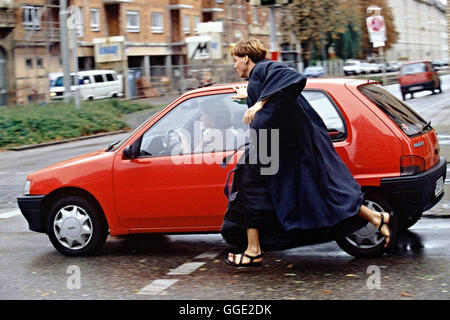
<box><xmin>399</xmin><ymin>60</ymin><xmax>442</xmax><ymax>100</ymax></box>
<box><xmin>17</xmin><ymin>78</ymin><xmax>447</xmax><ymax>257</ymax></box>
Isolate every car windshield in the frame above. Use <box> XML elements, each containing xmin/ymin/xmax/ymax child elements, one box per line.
<box><xmin>345</xmin><ymin>62</ymin><xmax>357</xmax><ymax>66</ymax></box>
<box><xmin>53</xmin><ymin>75</ymin><xmax>78</xmax><ymax>86</ymax></box>
<box><xmin>401</xmin><ymin>63</ymin><xmax>427</xmax><ymax>75</ymax></box>
<box><xmin>358</xmin><ymin>84</ymin><xmax>428</xmax><ymax>137</ymax></box>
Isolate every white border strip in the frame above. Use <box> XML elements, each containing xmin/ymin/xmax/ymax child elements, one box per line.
<box><xmin>137</xmin><ymin>279</ymin><xmax>179</xmax><ymax>295</ymax></box>
<box><xmin>166</xmin><ymin>262</ymin><xmax>206</xmax><ymax>276</ymax></box>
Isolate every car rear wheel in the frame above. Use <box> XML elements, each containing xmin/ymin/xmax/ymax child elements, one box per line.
<box><xmin>47</xmin><ymin>196</ymin><xmax>108</xmax><ymax>256</ymax></box>
<box><xmin>336</xmin><ymin>193</ymin><xmax>396</xmax><ymax>258</ymax></box>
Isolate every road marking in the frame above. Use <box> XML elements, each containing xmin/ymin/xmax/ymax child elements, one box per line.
<box><xmin>137</xmin><ymin>279</ymin><xmax>179</xmax><ymax>295</ymax></box>
<box><xmin>0</xmin><ymin>209</ymin><xmax>21</xmax><ymax>219</ymax></box>
<box><xmin>166</xmin><ymin>262</ymin><xmax>206</xmax><ymax>275</ymax></box>
<box><xmin>195</xmin><ymin>247</ymin><xmax>224</xmax><ymax>259</ymax></box>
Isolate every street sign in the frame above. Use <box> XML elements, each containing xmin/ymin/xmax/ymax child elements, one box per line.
<box><xmin>186</xmin><ymin>36</ymin><xmax>211</xmax><ymax>60</ymax></box>
<box><xmin>366</xmin><ymin>15</ymin><xmax>386</xmax><ymax>48</ymax></box>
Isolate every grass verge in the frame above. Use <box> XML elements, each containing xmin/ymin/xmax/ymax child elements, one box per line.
<box><xmin>0</xmin><ymin>99</ymin><xmax>159</xmax><ymax>149</ymax></box>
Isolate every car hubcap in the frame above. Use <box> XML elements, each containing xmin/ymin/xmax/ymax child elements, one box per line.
<box><xmin>53</xmin><ymin>205</ymin><xmax>93</xmax><ymax>250</ymax></box>
<box><xmin>345</xmin><ymin>200</ymin><xmax>385</xmax><ymax>249</ymax></box>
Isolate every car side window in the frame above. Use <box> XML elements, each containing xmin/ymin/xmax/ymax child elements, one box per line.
<box><xmin>139</xmin><ymin>93</ymin><xmax>249</xmax><ymax>157</ymax></box>
<box><xmin>303</xmin><ymin>90</ymin><xmax>346</xmax><ymax>140</ymax></box>
<box><xmin>94</xmin><ymin>74</ymin><xmax>105</xmax><ymax>83</ymax></box>
<box><xmin>106</xmin><ymin>73</ymin><xmax>115</xmax><ymax>82</ymax></box>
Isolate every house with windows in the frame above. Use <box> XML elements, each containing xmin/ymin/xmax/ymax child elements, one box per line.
<box><xmin>1</xmin><ymin>0</ymin><xmax>280</xmax><ymax>105</ymax></box>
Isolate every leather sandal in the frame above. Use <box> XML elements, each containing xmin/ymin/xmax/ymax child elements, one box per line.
<box><xmin>224</xmin><ymin>252</ymin><xmax>264</xmax><ymax>267</ymax></box>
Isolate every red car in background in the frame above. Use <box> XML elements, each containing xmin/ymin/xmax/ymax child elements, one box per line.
<box><xmin>17</xmin><ymin>78</ymin><xmax>447</xmax><ymax>258</ymax></box>
<box><xmin>399</xmin><ymin>60</ymin><xmax>442</xmax><ymax>100</ymax></box>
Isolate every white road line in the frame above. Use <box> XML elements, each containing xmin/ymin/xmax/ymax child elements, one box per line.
<box><xmin>0</xmin><ymin>209</ymin><xmax>21</xmax><ymax>219</ymax></box>
<box><xmin>194</xmin><ymin>247</ymin><xmax>224</xmax><ymax>259</ymax></box>
<box><xmin>137</xmin><ymin>279</ymin><xmax>179</xmax><ymax>295</ymax></box>
<box><xmin>166</xmin><ymin>262</ymin><xmax>206</xmax><ymax>276</ymax></box>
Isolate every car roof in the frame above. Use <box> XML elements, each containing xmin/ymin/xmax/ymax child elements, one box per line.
<box><xmin>179</xmin><ymin>78</ymin><xmax>379</xmax><ymax>97</ymax></box>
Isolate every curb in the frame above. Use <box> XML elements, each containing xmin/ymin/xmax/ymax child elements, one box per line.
<box><xmin>6</xmin><ymin>130</ymin><xmax>129</xmax><ymax>151</ymax></box>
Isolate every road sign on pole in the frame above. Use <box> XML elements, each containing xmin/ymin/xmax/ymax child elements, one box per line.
<box><xmin>366</xmin><ymin>15</ymin><xmax>386</xmax><ymax>48</ymax></box>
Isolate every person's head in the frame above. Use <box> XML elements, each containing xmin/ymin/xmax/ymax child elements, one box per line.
<box><xmin>199</xmin><ymin>105</ymin><xmax>232</xmax><ymax>130</ymax></box>
<box><xmin>231</xmin><ymin>38</ymin><xmax>267</xmax><ymax>78</ymax></box>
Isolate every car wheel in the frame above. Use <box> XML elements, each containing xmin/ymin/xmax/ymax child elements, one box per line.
<box><xmin>336</xmin><ymin>193</ymin><xmax>397</xmax><ymax>258</ymax></box>
<box><xmin>47</xmin><ymin>196</ymin><xmax>108</xmax><ymax>256</ymax></box>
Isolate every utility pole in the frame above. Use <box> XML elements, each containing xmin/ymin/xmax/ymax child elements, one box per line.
<box><xmin>59</xmin><ymin>0</ymin><xmax>71</xmax><ymax>103</ymax></box>
<box><xmin>269</xmin><ymin>5</ymin><xmax>278</xmax><ymax>61</ymax></box>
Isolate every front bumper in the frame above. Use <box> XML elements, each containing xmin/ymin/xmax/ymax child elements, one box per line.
<box><xmin>380</xmin><ymin>157</ymin><xmax>447</xmax><ymax>219</ymax></box>
<box><xmin>17</xmin><ymin>195</ymin><xmax>46</xmax><ymax>233</ymax></box>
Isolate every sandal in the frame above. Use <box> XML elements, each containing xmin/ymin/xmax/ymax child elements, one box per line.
<box><xmin>378</xmin><ymin>212</ymin><xmax>392</xmax><ymax>248</ymax></box>
<box><xmin>224</xmin><ymin>252</ymin><xmax>264</xmax><ymax>268</ymax></box>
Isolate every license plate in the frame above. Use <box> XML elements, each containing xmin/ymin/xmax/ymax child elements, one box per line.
<box><xmin>435</xmin><ymin>176</ymin><xmax>444</xmax><ymax>197</ymax></box>
<box><xmin>410</xmin><ymin>86</ymin><xmax>423</xmax><ymax>91</ymax></box>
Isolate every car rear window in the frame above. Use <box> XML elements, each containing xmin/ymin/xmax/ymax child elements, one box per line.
<box><xmin>401</xmin><ymin>63</ymin><xmax>427</xmax><ymax>75</ymax></box>
<box><xmin>358</xmin><ymin>84</ymin><xmax>429</xmax><ymax>137</ymax></box>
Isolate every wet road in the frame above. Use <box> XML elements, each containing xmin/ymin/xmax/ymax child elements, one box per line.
<box><xmin>0</xmin><ymin>212</ymin><xmax>449</xmax><ymax>300</ymax></box>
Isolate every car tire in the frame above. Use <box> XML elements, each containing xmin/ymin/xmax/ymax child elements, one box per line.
<box><xmin>47</xmin><ymin>196</ymin><xmax>108</xmax><ymax>256</ymax></box>
<box><xmin>335</xmin><ymin>192</ymin><xmax>397</xmax><ymax>258</ymax></box>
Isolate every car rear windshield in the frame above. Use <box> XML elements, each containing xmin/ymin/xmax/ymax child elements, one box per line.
<box><xmin>400</xmin><ymin>63</ymin><xmax>427</xmax><ymax>75</ymax></box>
<box><xmin>358</xmin><ymin>84</ymin><xmax>429</xmax><ymax>137</ymax></box>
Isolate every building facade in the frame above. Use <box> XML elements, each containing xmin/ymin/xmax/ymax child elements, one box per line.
<box><xmin>1</xmin><ymin>0</ymin><xmax>281</xmax><ymax>106</ymax></box>
<box><xmin>386</xmin><ymin>0</ymin><xmax>448</xmax><ymax>62</ymax></box>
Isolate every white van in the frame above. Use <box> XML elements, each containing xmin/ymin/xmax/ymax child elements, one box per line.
<box><xmin>343</xmin><ymin>60</ymin><xmax>361</xmax><ymax>75</ymax></box>
<box><xmin>50</xmin><ymin>70</ymin><xmax>123</xmax><ymax>100</ymax></box>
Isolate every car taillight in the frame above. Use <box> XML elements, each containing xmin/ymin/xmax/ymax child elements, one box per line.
<box><xmin>400</xmin><ymin>156</ymin><xmax>426</xmax><ymax>176</ymax></box>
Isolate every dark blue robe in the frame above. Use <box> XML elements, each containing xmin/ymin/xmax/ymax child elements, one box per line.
<box><xmin>221</xmin><ymin>60</ymin><xmax>365</xmax><ymax>251</ymax></box>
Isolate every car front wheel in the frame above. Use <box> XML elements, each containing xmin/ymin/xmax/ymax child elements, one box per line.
<box><xmin>336</xmin><ymin>193</ymin><xmax>396</xmax><ymax>258</ymax></box>
<box><xmin>47</xmin><ymin>196</ymin><xmax>108</xmax><ymax>256</ymax></box>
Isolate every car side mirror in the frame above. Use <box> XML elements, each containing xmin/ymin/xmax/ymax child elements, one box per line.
<box><xmin>122</xmin><ymin>136</ymin><xmax>142</xmax><ymax>160</ymax></box>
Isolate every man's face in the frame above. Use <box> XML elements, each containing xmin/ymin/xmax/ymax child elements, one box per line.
<box><xmin>233</xmin><ymin>55</ymin><xmax>249</xmax><ymax>78</ymax></box>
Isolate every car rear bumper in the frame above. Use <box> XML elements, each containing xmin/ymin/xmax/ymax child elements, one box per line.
<box><xmin>400</xmin><ymin>80</ymin><xmax>436</xmax><ymax>93</ymax></box>
<box><xmin>17</xmin><ymin>195</ymin><xmax>46</xmax><ymax>233</ymax></box>
<box><xmin>380</xmin><ymin>157</ymin><xmax>447</xmax><ymax>218</ymax></box>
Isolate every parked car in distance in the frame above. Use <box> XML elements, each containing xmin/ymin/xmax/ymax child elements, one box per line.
<box><xmin>343</xmin><ymin>60</ymin><xmax>361</xmax><ymax>75</ymax></box>
<box><xmin>303</xmin><ymin>66</ymin><xmax>325</xmax><ymax>78</ymax></box>
<box><xmin>50</xmin><ymin>70</ymin><xmax>123</xmax><ymax>101</ymax></box>
<box><xmin>360</xmin><ymin>62</ymin><xmax>373</xmax><ymax>74</ymax></box>
<box><xmin>386</xmin><ymin>62</ymin><xmax>400</xmax><ymax>72</ymax></box>
<box><xmin>18</xmin><ymin>78</ymin><xmax>446</xmax><ymax>258</ymax></box>
<box><xmin>399</xmin><ymin>61</ymin><xmax>442</xmax><ymax>100</ymax></box>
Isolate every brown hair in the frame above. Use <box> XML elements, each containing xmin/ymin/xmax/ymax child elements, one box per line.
<box><xmin>230</xmin><ymin>38</ymin><xmax>267</xmax><ymax>63</ymax></box>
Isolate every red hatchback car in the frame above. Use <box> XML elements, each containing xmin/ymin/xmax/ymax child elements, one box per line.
<box><xmin>17</xmin><ymin>78</ymin><xmax>446</xmax><ymax>258</ymax></box>
<box><xmin>399</xmin><ymin>60</ymin><xmax>442</xmax><ymax>100</ymax></box>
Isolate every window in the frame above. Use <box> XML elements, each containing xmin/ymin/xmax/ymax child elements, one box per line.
<box><xmin>90</xmin><ymin>8</ymin><xmax>100</xmax><ymax>31</ymax></box>
<box><xmin>94</xmin><ymin>74</ymin><xmax>105</xmax><ymax>83</ymax></box>
<box><xmin>183</xmin><ymin>15</ymin><xmax>190</xmax><ymax>34</ymax></box>
<box><xmin>151</xmin><ymin>12</ymin><xmax>163</xmax><ymax>33</ymax></box>
<box><xmin>36</xmin><ymin>58</ymin><xmax>43</xmax><ymax>69</ymax></box>
<box><xmin>303</xmin><ymin>90</ymin><xmax>346</xmax><ymax>140</ymax></box>
<box><xmin>106</xmin><ymin>73</ymin><xmax>115</xmax><ymax>82</ymax></box>
<box><xmin>26</xmin><ymin>58</ymin><xmax>33</xmax><ymax>69</ymax></box>
<box><xmin>358</xmin><ymin>84</ymin><xmax>428</xmax><ymax>137</ymax></box>
<box><xmin>81</xmin><ymin>76</ymin><xmax>91</xmax><ymax>84</ymax></box>
<box><xmin>139</xmin><ymin>93</ymin><xmax>248</xmax><ymax>157</ymax></box>
<box><xmin>194</xmin><ymin>16</ymin><xmax>200</xmax><ymax>34</ymax></box>
<box><xmin>23</xmin><ymin>6</ymin><xmax>41</xmax><ymax>30</ymax></box>
<box><xmin>127</xmin><ymin>11</ymin><xmax>140</xmax><ymax>32</ymax></box>
<box><xmin>253</xmin><ymin>8</ymin><xmax>259</xmax><ymax>24</ymax></box>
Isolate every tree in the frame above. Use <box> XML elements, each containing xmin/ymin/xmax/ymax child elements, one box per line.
<box><xmin>280</xmin><ymin>0</ymin><xmax>361</xmax><ymax>67</ymax></box>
